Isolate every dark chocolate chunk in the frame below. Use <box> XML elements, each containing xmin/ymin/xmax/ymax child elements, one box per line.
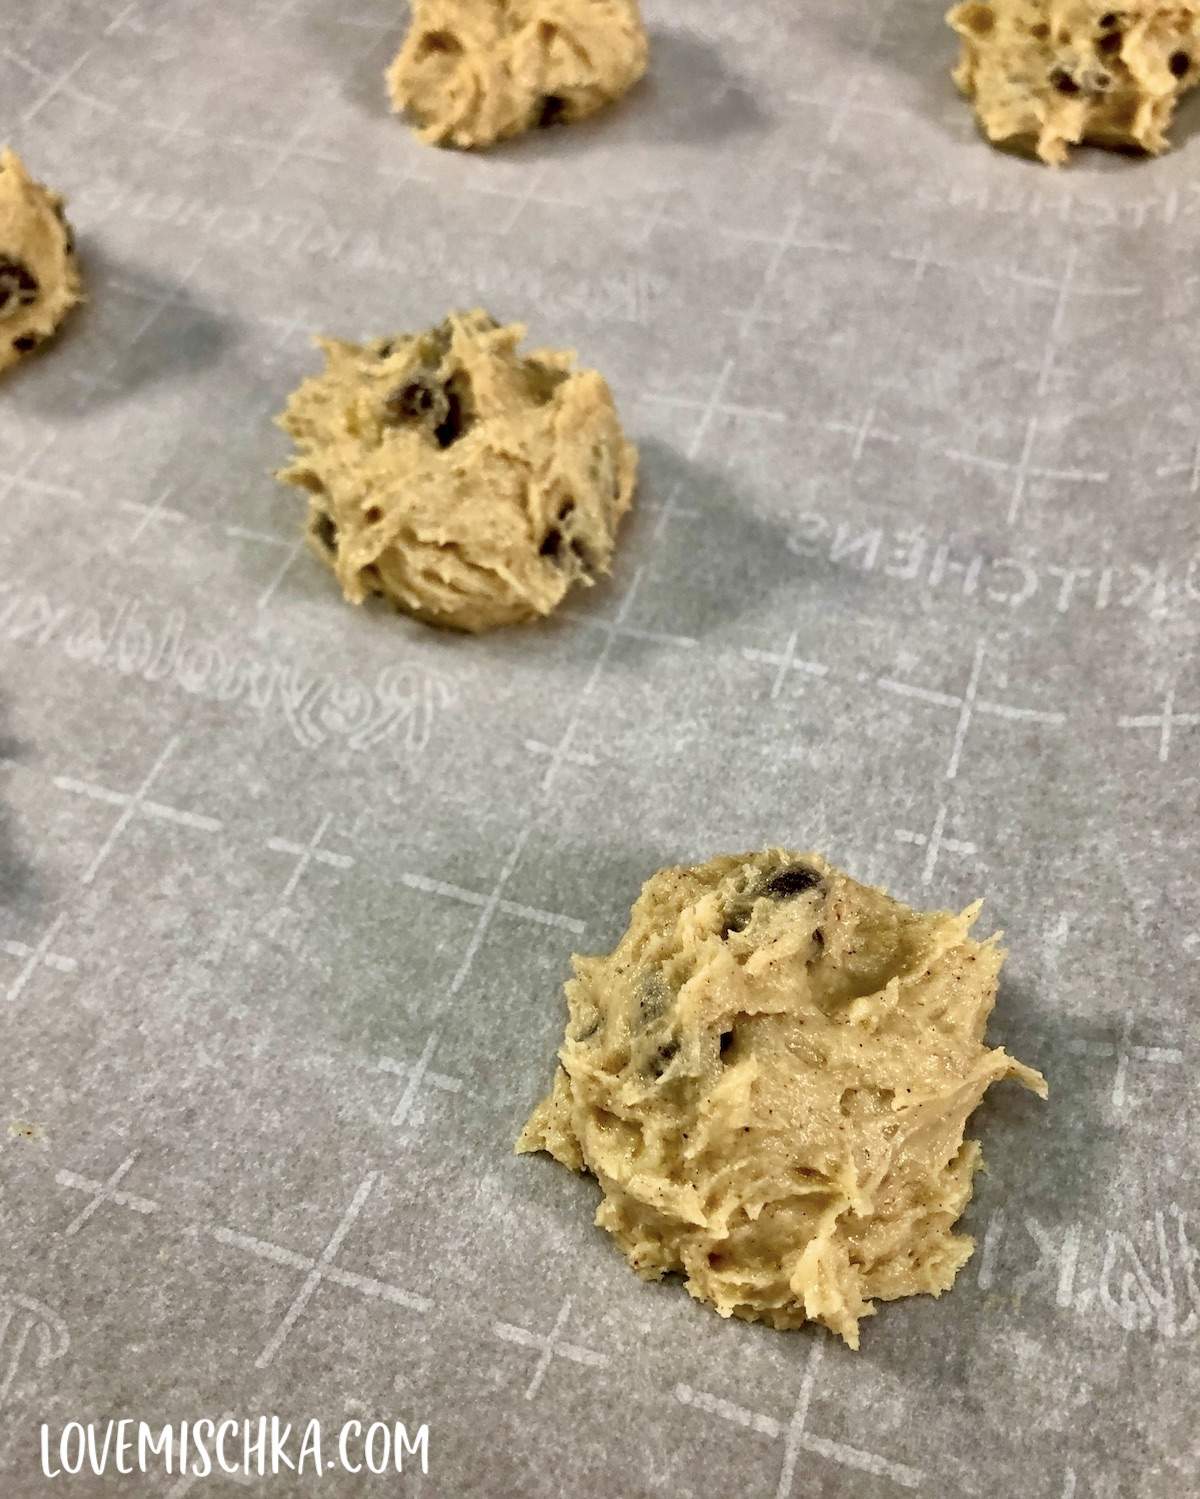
<box><xmin>0</xmin><ymin>256</ymin><xmax>39</xmax><ymax>317</ymax></box>
<box><xmin>383</xmin><ymin>369</ymin><xmax>472</xmax><ymax>448</ymax></box>
<box><xmin>432</xmin><ymin>383</ymin><xmax>466</xmax><ymax>448</ymax></box>
<box><xmin>314</xmin><ymin>511</ymin><xmax>338</xmax><ymax>552</ymax></box>
<box><xmin>384</xmin><ymin>376</ymin><xmax>441</xmax><ymax>424</ymax></box>
<box><xmin>537</xmin><ymin>95</ymin><xmax>567</xmax><ymax>128</ymax></box>
<box><xmin>1170</xmin><ymin>50</ymin><xmax>1191</xmax><ymax>77</ymax></box>
<box><xmin>568</xmin><ymin>536</ymin><xmax>594</xmax><ymax>574</ymax></box>
<box><xmin>763</xmin><ymin>865</ymin><xmax>822</xmax><ymax>899</ymax></box>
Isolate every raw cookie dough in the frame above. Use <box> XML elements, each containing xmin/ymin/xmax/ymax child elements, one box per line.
<box><xmin>387</xmin><ymin>0</ymin><xmax>648</xmax><ymax>149</ymax></box>
<box><xmin>519</xmin><ymin>851</ymin><xmax>1046</xmax><ymax>1347</ymax></box>
<box><xmin>276</xmin><ymin>309</ymin><xmax>637</xmax><ymax>633</ymax></box>
<box><xmin>948</xmin><ymin>1</ymin><xmax>1200</xmax><ymax>164</ymax></box>
<box><xmin>0</xmin><ymin>148</ymin><xmax>81</xmax><ymax>375</ymax></box>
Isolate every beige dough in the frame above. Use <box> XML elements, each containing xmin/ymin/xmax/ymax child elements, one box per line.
<box><xmin>948</xmin><ymin>1</ymin><xmax>1200</xmax><ymax>164</ymax></box>
<box><xmin>387</xmin><ymin>0</ymin><xmax>648</xmax><ymax>149</ymax></box>
<box><xmin>276</xmin><ymin>309</ymin><xmax>637</xmax><ymax>633</ymax></box>
<box><xmin>0</xmin><ymin>148</ymin><xmax>81</xmax><ymax>375</ymax></box>
<box><xmin>519</xmin><ymin>851</ymin><xmax>1046</xmax><ymax>1347</ymax></box>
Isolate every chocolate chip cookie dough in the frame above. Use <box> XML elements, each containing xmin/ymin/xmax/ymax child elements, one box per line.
<box><xmin>948</xmin><ymin>1</ymin><xmax>1200</xmax><ymax>164</ymax></box>
<box><xmin>0</xmin><ymin>148</ymin><xmax>81</xmax><ymax>375</ymax></box>
<box><xmin>387</xmin><ymin>0</ymin><xmax>648</xmax><ymax>149</ymax></box>
<box><xmin>519</xmin><ymin>851</ymin><xmax>1046</xmax><ymax>1347</ymax></box>
<box><xmin>277</xmin><ymin>310</ymin><xmax>637</xmax><ymax>633</ymax></box>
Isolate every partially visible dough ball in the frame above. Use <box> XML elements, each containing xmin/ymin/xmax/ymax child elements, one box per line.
<box><xmin>277</xmin><ymin>310</ymin><xmax>637</xmax><ymax>633</ymax></box>
<box><xmin>948</xmin><ymin>0</ymin><xmax>1200</xmax><ymax>164</ymax></box>
<box><xmin>519</xmin><ymin>851</ymin><xmax>1046</xmax><ymax>1348</ymax></box>
<box><xmin>387</xmin><ymin>0</ymin><xmax>648</xmax><ymax>150</ymax></box>
<box><xmin>0</xmin><ymin>148</ymin><xmax>81</xmax><ymax>375</ymax></box>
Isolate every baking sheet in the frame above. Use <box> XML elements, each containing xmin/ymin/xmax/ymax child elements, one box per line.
<box><xmin>2</xmin><ymin>0</ymin><xmax>1198</xmax><ymax>1494</ymax></box>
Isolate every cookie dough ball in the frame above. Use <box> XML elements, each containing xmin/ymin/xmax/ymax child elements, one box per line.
<box><xmin>948</xmin><ymin>1</ymin><xmax>1200</xmax><ymax>164</ymax></box>
<box><xmin>0</xmin><ymin>148</ymin><xmax>81</xmax><ymax>374</ymax></box>
<box><xmin>277</xmin><ymin>310</ymin><xmax>637</xmax><ymax>633</ymax></box>
<box><xmin>387</xmin><ymin>0</ymin><xmax>648</xmax><ymax>149</ymax></box>
<box><xmin>519</xmin><ymin>851</ymin><xmax>1046</xmax><ymax>1347</ymax></box>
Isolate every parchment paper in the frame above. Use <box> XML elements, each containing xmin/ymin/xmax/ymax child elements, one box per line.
<box><xmin>1</xmin><ymin>0</ymin><xmax>1198</xmax><ymax>1494</ymax></box>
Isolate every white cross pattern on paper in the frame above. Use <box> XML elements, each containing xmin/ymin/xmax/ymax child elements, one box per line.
<box><xmin>559</xmin><ymin>570</ymin><xmax>699</xmax><ymax>651</ymax></box>
<box><xmin>895</xmin><ymin>803</ymin><xmax>978</xmax><ymax>887</ymax></box>
<box><xmin>493</xmin><ymin>1296</ymin><xmax>608</xmax><ymax>1400</ymax></box>
<box><xmin>119</xmin><ymin>488</ymin><xmax>187</xmax><ymax>543</ymax></box>
<box><xmin>2</xmin><ymin>43</ymin><xmax>118</xmax><ymax>126</ymax></box>
<box><xmin>0</xmin><ymin>436</ymin><xmax>81</xmax><ymax>508</ymax></box>
<box><xmin>3</xmin><ymin>913</ymin><xmax>76</xmax><ymax>1002</ymax></box>
<box><xmin>642</xmin><ymin>372</ymin><xmax>785</xmax><ymax>437</ymax></box>
<box><xmin>824</xmin><ymin>402</ymin><xmax>902</xmax><ymax>466</ymax></box>
<box><xmin>265</xmin><ymin>813</ymin><xmax>354</xmax><ymax>903</ymax></box>
<box><xmin>379</xmin><ymin>1034</ymin><xmax>466</xmax><ymax>1128</ymax></box>
<box><xmin>523</xmin><ymin>737</ymin><xmax>598</xmax><ymax>773</ymax></box>
<box><xmin>402</xmin><ymin>830</ymin><xmax>584</xmax><ymax>1006</ymax></box>
<box><xmin>540</xmin><ymin>564</ymin><xmax>693</xmax><ymax>794</ymax></box>
<box><xmin>230</xmin><ymin>1172</ymin><xmax>426</xmax><ymax>1369</ymax></box>
<box><xmin>1117</xmin><ymin>684</ymin><xmax>1199</xmax><ymax>764</ymax></box>
<box><xmin>55</xmin><ymin>1161</ymin><xmax>431</xmax><ymax>1366</ymax></box>
<box><xmin>1067</xmin><ymin>1026</ymin><xmax>1184</xmax><ymax>1108</ymax></box>
<box><xmin>54</xmin><ymin>735</ymin><xmax>222</xmax><ymax>884</ymax></box>
<box><xmin>224</xmin><ymin>525</ymin><xmax>307</xmax><ymax>610</ymax></box>
<box><xmin>879</xmin><ymin>638</ymin><xmax>1066</xmax><ymax>781</ymax></box>
<box><xmin>75</xmin><ymin>247</ymin><xmax>209</xmax><ymax>410</ymax></box>
<box><xmin>676</xmin><ymin>1337</ymin><xmax>923</xmax><ymax>1494</ymax></box>
<box><xmin>63</xmin><ymin>1152</ymin><xmax>146</xmax><ymax>1237</ymax></box>
<box><xmin>944</xmin><ymin>413</ymin><xmax>1108</xmax><ymax>526</ymax></box>
<box><xmin>1155</xmin><ymin>433</ymin><xmax>1200</xmax><ymax>493</ymax></box>
<box><xmin>743</xmin><ymin>633</ymin><xmax>830</xmax><ymax>701</ymax></box>
<box><xmin>1011</xmin><ymin>249</ymin><xmax>1143</xmax><ymax>399</ymax></box>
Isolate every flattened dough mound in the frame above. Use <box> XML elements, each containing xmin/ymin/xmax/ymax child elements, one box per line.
<box><xmin>519</xmin><ymin>851</ymin><xmax>1046</xmax><ymax>1347</ymax></box>
<box><xmin>948</xmin><ymin>1</ymin><xmax>1200</xmax><ymax>164</ymax></box>
<box><xmin>387</xmin><ymin>0</ymin><xmax>648</xmax><ymax>149</ymax></box>
<box><xmin>0</xmin><ymin>148</ymin><xmax>81</xmax><ymax>375</ymax></box>
<box><xmin>277</xmin><ymin>309</ymin><xmax>637</xmax><ymax>633</ymax></box>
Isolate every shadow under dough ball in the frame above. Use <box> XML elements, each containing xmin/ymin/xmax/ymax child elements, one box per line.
<box><xmin>387</xmin><ymin>0</ymin><xmax>648</xmax><ymax>149</ymax></box>
<box><xmin>948</xmin><ymin>0</ymin><xmax>1200</xmax><ymax>164</ymax></box>
<box><xmin>519</xmin><ymin>850</ymin><xmax>1046</xmax><ymax>1348</ymax></box>
<box><xmin>276</xmin><ymin>309</ymin><xmax>638</xmax><ymax>633</ymax></box>
<box><xmin>0</xmin><ymin>148</ymin><xmax>81</xmax><ymax>375</ymax></box>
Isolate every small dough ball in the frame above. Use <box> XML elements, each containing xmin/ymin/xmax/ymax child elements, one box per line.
<box><xmin>387</xmin><ymin>0</ymin><xmax>648</xmax><ymax>150</ymax></box>
<box><xmin>519</xmin><ymin>851</ymin><xmax>1046</xmax><ymax>1348</ymax></box>
<box><xmin>0</xmin><ymin>148</ymin><xmax>81</xmax><ymax>374</ymax></box>
<box><xmin>276</xmin><ymin>309</ymin><xmax>637</xmax><ymax>634</ymax></box>
<box><xmin>947</xmin><ymin>1</ymin><xmax>1200</xmax><ymax>164</ymax></box>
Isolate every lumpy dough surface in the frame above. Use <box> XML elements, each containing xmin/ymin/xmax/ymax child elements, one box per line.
<box><xmin>387</xmin><ymin>0</ymin><xmax>648</xmax><ymax>149</ymax></box>
<box><xmin>277</xmin><ymin>309</ymin><xmax>637</xmax><ymax>633</ymax></box>
<box><xmin>948</xmin><ymin>1</ymin><xmax>1200</xmax><ymax>164</ymax></box>
<box><xmin>519</xmin><ymin>851</ymin><xmax>1046</xmax><ymax>1347</ymax></box>
<box><xmin>0</xmin><ymin>148</ymin><xmax>80</xmax><ymax>375</ymax></box>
